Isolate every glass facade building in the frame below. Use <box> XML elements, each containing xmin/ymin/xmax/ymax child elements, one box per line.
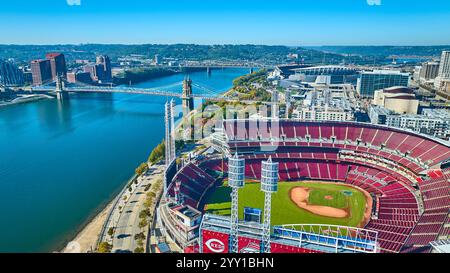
<box><xmin>357</xmin><ymin>70</ymin><xmax>410</xmax><ymax>98</ymax></box>
<box><xmin>0</xmin><ymin>60</ymin><xmax>24</xmax><ymax>87</ymax></box>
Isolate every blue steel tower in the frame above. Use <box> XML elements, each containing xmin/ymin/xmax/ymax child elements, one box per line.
<box><xmin>228</xmin><ymin>153</ymin><xmax>245</xmax><ymax>253</ymax></box>
<box><xmin>260</xmin><ymin>157</ymin><xmax>279</xmax><ymax>253</ymax></box>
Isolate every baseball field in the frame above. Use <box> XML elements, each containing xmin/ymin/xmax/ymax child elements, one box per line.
<box><xmin>203</xmin><ymin>180</ymin><xmax>371</xmax><ymax>228</ymax></box>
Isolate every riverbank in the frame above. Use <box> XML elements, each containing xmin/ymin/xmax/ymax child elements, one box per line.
<box><xmin>59</xmin><ymin>173</ymin><xmax>138</xmax><ymax>253</ymax></box>
<box><xmin>61</xmin><ymin>200</ymin><xmax>114</xmax><ymax>253</ymax></box>
<box><xmin>0</xmin><ymin>94</ymin><xmax>53</xmax><ymax>107</ymax></box>
<box><xmin>113</xmin><ymin>66</ymin><xmax>211</xmax><ymax>85</ymax></box>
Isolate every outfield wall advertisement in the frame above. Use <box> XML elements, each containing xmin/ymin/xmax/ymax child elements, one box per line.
<box><xmin>238</xmin><ymin>237</ymin><xmax>261</xmax><ymax>253</ymax></box>
<box><xmin>202</xmin><ymin>229</ymin><xmax>229</xmax><ymax>253</ymax></box>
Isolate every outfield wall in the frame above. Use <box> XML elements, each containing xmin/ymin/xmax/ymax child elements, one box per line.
<box><xmin>201</xmin><ymin>228</ymin><xmax>324</xmax><ymax>253</ymax></box>
<box><xmin>199</xmin><ymin>215</ymin><xmax>377</xmax><ymax>253</ymax></box>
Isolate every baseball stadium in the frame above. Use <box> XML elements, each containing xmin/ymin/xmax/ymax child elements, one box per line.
<box><xmin>157</xmin><ymin>119</ymin><xmax>450</xmax><ymax>254</ymax></box>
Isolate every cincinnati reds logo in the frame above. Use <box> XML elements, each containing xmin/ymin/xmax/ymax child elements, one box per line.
<box><xmin>205</xmin><ymin>239</ymin><xmax>225</xmax><ymax>253</ymax></box>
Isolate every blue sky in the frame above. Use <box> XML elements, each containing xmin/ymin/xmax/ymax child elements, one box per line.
<box><xmin>1</xmin><ymin>0</ymin><xmax>450</xmax><ymax>45</ymax></box>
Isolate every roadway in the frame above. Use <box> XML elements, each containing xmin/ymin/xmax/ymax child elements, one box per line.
<box><xmin>103</xmin><ymin>164</ymin><xmax>164</xmax><ymax>253</ymax></box>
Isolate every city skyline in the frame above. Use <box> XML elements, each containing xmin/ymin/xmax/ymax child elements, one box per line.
<box><xmin>1</xmin><ymin>0</ymin><xmax>450</xmax><ymax>45</ymax></box>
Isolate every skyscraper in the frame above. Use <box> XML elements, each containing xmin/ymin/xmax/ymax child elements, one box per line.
<box><xmin>95</xmin><ymin>55</ymin><xmax>112</xmax><ymax>83</ymax></box>
<box><xmin>435</xmin><ymin>51</ymin><xmax>450</xmax><ymax>90</ymax></box>
<box><xmin>419</xmin><ymin>62</ymin><xmax>440</xmax><ymax>81</ymax></box>
<box><xmin>83</xmin><ymin>55</ymin><xmax>112</xmax><ymax>84</ymax></box>
<box><xmin>356</xmin><ymin>70</ymin><xmax>410</xmax><ymax>98</ymax></box>
<box><xmin>438</xmin><ymin>51</ymin><xmax>450</xmax><ymax>79</ymax></box>
<box><xmin>45</xmin><ymin>53</ymin><xmax>67</xmax><ymax>80</ymax></box>
<box><xmin>30</xmin><ymin>59</ymin><xmax>52</xmax><ymax>86</ymax></box>
<box><xmin>0</xmin><ymin>59</ymin><xmax>24</xmax><ymax>87</ymax></box>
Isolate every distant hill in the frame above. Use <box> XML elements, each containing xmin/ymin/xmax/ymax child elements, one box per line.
<box><xmin>0</xmin><ymin>44</ymin><xmax>361</xmax><ymax>66</ymax></box>
<box><xmin>308</xmin><ymin>46</ymin><xmax>450</xmax><ymax>58</ymax></box>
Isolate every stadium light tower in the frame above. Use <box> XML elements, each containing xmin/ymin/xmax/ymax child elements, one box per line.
<box><xmin>165</xmin><ymin>101</ymin><xmax>173</xmax><ymax>166</ymax></box>
<box><xmin>271</xmin><ymin>89</ymin><xmax>279</xmax><ymax>119</ymax></box>
<box><xmin>228</xmin><ymin>153</ymin><xmax>245</xmax><ymax>253</ymax></box>
<box><xmin>260</xmin><ymin>157</ymin><xmax>279</xmax><ymax>253</ymax></box>
<box><xmin>170</xmin><ymin>99</ymin><xmax>176</xmax><ymax>160</ymax></box>
<box><xmin>164</xmin><ymin>101</ymin><xmax>171</xmax><ymax>194</ymax></box>
<box><xmin>163</xmin><ymin>100</ymin><xmax>176</xmax><ymax>195</ymax></box>
<box><xmin>285</xmin><ymin>89</ymin><xmax>291</xmax><ymax>119</ymax></box>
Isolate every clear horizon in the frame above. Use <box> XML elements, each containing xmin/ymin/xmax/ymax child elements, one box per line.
<box><xmin>1</xmin><ymin>0</ymin><xmax>450</xmax><ymax>45</ymax></box>
<box><xmin>1</xmin><ymin>43</ymin><xmax>450</xmax><ymax>47</ymax></box>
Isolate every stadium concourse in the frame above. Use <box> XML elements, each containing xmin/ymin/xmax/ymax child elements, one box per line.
<box><xmin>160</xmin><ymin>120</ymin><xmax>450</xmax><ymax>253</ymax></box>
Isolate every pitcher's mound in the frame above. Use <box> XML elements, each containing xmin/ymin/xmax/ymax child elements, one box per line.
<box><xmin>290</xmin><ymin>187</ymin><xmax>348</xmax><ymax>218</ymax></box>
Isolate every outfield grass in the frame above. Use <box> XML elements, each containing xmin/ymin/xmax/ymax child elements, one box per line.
<box><xmin>203</xmin><ymin>181</ymin><xmax>367</xmax><ymax>227</ymax></box>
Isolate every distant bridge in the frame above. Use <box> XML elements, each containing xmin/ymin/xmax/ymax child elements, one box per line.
<box><xmin>28</xmin><ymin>79</ymin><xmax>229</xmax><ymax>101</ymax></box>
<box><xmin>16</xmin><ymin>74</ymin><xmax>267</xmax><ymax>117</ymax></box>
<box><xmin>24</xmin><ymin>77</ymin><xmax>267</xmax><ymax>117</ymax></box>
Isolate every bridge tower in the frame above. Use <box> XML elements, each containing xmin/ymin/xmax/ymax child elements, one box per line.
<box><xmin>228</xmin><ymin>153</ymin><xmax>245</xmax><ymax>253</ymax></box>
<box><xmin>55</xmin><ymin>74</ymin><xmax>68</xmax><ymax>101</ymax></box>
<box><xmin>260</xmin><ymin>157</ymin><xmax>279</xmax><ymax>253</ymax></box>
<box><xmin>182</xmin><ymin>78</ymin><xmax>194</xmax><ymax>117</ymax></box>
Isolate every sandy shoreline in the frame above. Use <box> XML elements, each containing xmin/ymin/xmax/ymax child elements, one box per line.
<box><xmin>60</xmin><ymin>199</ymin><xmax>114</xmax><ymax>253</ymax></box>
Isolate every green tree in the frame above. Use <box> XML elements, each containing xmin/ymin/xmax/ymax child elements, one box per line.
<box><xmin>135</xmin><ymin>162</ymin><xmax>148</xmax><ymax>176</ymax></box>
<box><xmin>107</xmin><ymin>227</ymin><xmax>115</xmax><ymax>237</ymax></box>
<box><xmin>144</xmin><ymin>197</ymin><xmax>153</xmax><ymax>208</ymax></box>
<box><xmin>138</xmin><ymin>219</ymin><xmax>147</xmax><ymax>229</ymax></box>
<box><xmin>97</xmin><ymin>242</ymin><xmax>112</xmax><ymax>253</ymax></box>
<box><xmin>134</xmin><ymin>232</ymin><xmax>146</xmax><ymax>241</ymax></box>
<box><xmin>148</xmin><ymin>140</ymin><xmax>166</xmax><ymax>164</ymax></box>
<box><xmin>134</xmin><ymin>246</ymin><xmax>144</xmax><ymax>253</ymax></box>
<box><xmin>139</xmin><ymin>209</ymin><xmax>151</xmax><ymax>219</ymax></box>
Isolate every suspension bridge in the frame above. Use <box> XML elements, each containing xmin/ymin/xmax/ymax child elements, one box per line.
<box><xmin>29</xmin><ymin>78</ymin><xmax>226</xmax><ymax>100</ymax></box>
<box><xmin>22</xmin><ymin>76</ymin><xmax>246</xmax><ymax>116</ymax></box>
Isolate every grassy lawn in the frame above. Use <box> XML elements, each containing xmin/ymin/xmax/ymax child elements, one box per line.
<box><xmin>203</xmin><ymin>181</ymin><xmax>367</xmax><ymax>227</ymax></box>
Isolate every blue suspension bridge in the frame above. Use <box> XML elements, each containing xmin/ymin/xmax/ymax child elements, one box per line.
<box><xmin>29</xmin><ymin>78</ymin><xmax>226</xmax><ymax>101</ymax></box>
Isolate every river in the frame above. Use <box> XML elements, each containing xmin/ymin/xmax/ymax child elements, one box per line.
<box><xmin>0</xmin><ymin>67</ymin><xmax>249</xmax><ymax>252</ymax></box>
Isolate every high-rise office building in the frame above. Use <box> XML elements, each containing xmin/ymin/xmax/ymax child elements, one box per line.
<box><xmin>83</xmin><ymin>55</ymin><xmax>112</xmax><ymax>83</ymax></box>
<box><xmin>67</xmin><ymin>71</ymin><xmax>93</xmax><ymax>85</ymax></box>
<box><xmin>0</xmin><ymin>59</ymin><xmax>24</xmax><ymax>87</ymax></box>
<box><xmin>356</xmin><ymin>70</ymin><xmax>410</xmax><ymax>98</ymax></box>
<box><xmin>435</xmin><ymin>51</ymin><xmax>450</xmax><ymax>90</ymax></box>
<box><xmin>45</xmin><ymin>53</ymin><xmax>67</xmax><ymax>80</ymax></box>
<box><xmin>83</xmin><ymin>64</ymin><xmax>100</xmax><ymax>82</ymax></box>
<box><xmin>438</xmin><ymin>51</ymin><xmax>450</xmax><ymax>79</ymax></box>
<box><xmin>95</xmin><ymin>55</ymin><xmax>112</xmax><ymax>82</ymax></box>
<box><xmin>419</xmin><ymin>62</ymin><xmax>440</xmax><ymax>81</ymax></box>
<box><xmin>30</xmin><ymin>59</ymin><xmax>52</xmax><ymax>86</ymax></box>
